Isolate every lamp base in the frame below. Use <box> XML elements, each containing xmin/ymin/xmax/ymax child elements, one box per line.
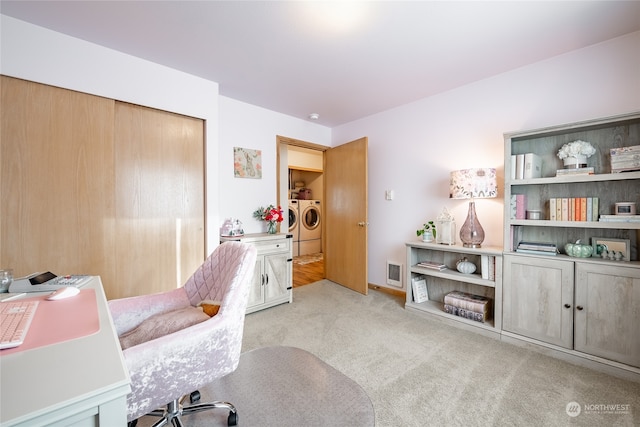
<box><xmin>459</xmin><ymin>201</ymin><xmax>485</xmax><ymax>248</ymax></box>
<box><xmin>462</xmin><ymin>243</ymin><xmax>482</xmax><ymax>249</ymax></box>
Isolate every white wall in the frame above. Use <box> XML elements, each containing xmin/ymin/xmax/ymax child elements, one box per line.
<box><xmin>218</xmin><ymin>96</ymin><xmax>330</xmax><ymax>235</ymax></box>
<box><xmin>333</xmin><ymin>31</ymin><xmax>640</xmax><ymax>290</ymax></box>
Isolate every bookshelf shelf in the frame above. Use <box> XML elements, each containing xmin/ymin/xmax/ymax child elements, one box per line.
<box><xmin>405</xmin><ymin>242</ymin><xmax>502</xmax><ymax>338</ymax></box>
<box><xmin>509</xmin><ymin>219</ymin><xmax>640</xmax><ymax>230</ymax></box>
<box><xmin>509</xmin><ymin>171</ymin><xmax>640</xmax><ymax>186</ymax></box>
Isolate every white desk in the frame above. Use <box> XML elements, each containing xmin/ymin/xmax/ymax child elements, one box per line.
<box><xmin>0</xmin><ymin>277</ymin><xmax>130</xmax><ymax>426</ymax></box>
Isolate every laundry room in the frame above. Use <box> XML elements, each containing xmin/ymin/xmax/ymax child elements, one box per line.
<box><xmin>287</xmin><ymin>145</ymin><xmax>323</xmax><ymax>264</ymax></box>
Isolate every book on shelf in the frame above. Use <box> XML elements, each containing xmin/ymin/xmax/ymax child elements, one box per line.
<box><xmin>599</xmin><ymin>215</ymin><xmax>640</xmax><ymax>223</ymax></box>
<box><xmin>555</xmin><ymin>167</ymin><xmax>594</xmax><ymax>176</ymax></box>
<box><xmin>517</xmin><ymin>241</ymin><xmax>557</xmax><ymax>252</ymax></box>
<box><xmin>443</xmin><ymin>304</ymin><xmax>490</xmax><ymax>323</ymax></box>
<box><xmin>515</xmin><ymin>154</ymin><xmax>525</xmax><ymax>180</ymax></box>
<box><xmin>516</xmin><ymin>248</ymin><xmax>558</xmax><ymax>256</ymax></box>
<box><xmin>480</xmin><ymin>255</ymin><xmax>496</xmax><ymax>280</ymax></box>
<box><xmin>416</xmin><ymin>261</ymin><xmax>447</xmax><ymax>271</ymax></box>
<box><xmin>549</xmin><ymin>197</ymin><xmax>598</xmax><ymax>222</ymax></box>
<box><xmin>523</xmin><ymin>153</ymin><xmax>542</xmax><ymax>179</ymax></box>
<box><xmin>443</xmin><ymin>291</ymin><xmax>491</xmax><ymax>317</ymax></box>
<box><xmin>510</xmin><ymin>194</ymin><xmax>527</xmax><ymax>220</ymax></box>
<box><xmin>411</xmin><ymin>276</ymin><xmax>429</xmax><ymax>303</ymax></box>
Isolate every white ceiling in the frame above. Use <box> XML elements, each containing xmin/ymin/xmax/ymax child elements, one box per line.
<box><xmin>2</xmin><ymin>1</ymin><xmax>639</xmax><ymax>127</ymax></box>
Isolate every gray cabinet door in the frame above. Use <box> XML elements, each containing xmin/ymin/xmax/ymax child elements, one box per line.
<box><xmin>503</xmin><ymin>254</ymin><xmax>574</xmax><ymax>348</ymax></box>
<box><xmin>575</xmin><ymin>263</ymin><xmax>640</xmax><ymax>368</ymax></box>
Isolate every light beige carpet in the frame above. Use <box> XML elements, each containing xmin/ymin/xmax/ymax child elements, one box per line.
<box><xmin>137</xmin><ymin>280</ymin><xmax>640</xmax><ymax>426</ymax></box>
<box><xmin>240</xmin><ymin>280</ymin><xmax>640</xmax><ymax>427</ymax></box>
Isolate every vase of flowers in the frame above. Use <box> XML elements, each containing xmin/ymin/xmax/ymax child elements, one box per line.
<box><xmin>253</xmin><ymin>204</ymin><xmax>284</xmax><ymax>234</ymax></box>
<box><xmin>557</xmin><ymin>140</ymin><xmax>596</xmax><ymax>169</ymax></box>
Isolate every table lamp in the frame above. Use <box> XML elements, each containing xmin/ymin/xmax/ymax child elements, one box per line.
<box><xmin>449</xmin><ymin>168</ymin><xmax>497</xmax><ymax>248</ymax></box>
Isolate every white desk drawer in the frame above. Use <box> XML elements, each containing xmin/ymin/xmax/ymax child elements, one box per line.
<box><xmin>254</xmin><ymin>238</ymin><xmax>291</xmax><ymax>255</ymax></box>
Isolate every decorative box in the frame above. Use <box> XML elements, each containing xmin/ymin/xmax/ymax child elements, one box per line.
<box><xmin>610</xmin><ymin>145</ymin><xmax>640</xmax><ymax>173</ymax></box>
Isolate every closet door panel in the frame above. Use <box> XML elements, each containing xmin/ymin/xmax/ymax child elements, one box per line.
<box><xmin>113</xmin><ymin>102</ymin><xmax>204</xmax><ymax>298</ymax></box>
<box><xmin>1</xmin><ymin>76</ymin><xmax>116</xmax><ymax>279</ymax></box>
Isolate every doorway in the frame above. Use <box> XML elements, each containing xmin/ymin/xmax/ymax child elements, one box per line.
<box><xmin>277</xmin><ymin>135</ymin><xmax>369</xmax><ymax>294</ymax></box>
<box><xmin>277</xmin><ymin>136</ymin><xmax>326</xmax><ymax>287</ymax></box>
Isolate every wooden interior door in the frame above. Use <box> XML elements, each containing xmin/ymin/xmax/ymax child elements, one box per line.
<box><xmin>324</xmin><ymin>137</ymin><xmax>368</xmax><ymax>295</ymax></box>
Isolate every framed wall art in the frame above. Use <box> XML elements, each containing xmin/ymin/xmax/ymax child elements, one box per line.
<box><xmin>234</xmin><ymin>147</ymin><xmax>262</xmax><ymax>179</ymax></box>
<box><xmin>591</xmin><ymin>237</ymin><xmax>631</xmax><ymax>261</ymax></box>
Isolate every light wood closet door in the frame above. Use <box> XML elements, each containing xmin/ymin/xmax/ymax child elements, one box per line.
<box><xmin>113</xmin><ymin>102</ymin><xmax>204</xmax><ymax>298</ymax></box>
<box><xmin>1</xmin><ymin>77</ymin><xmax>205</xmax><ymax>300</ymax></box>
<box><xmin>1</xmin><ymin>76</ymin><xmax>116</xmax><ymax>282</ymax></box>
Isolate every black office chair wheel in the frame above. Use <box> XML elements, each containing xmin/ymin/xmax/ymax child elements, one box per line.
<box><xmin>228</xmin><ymin>411</ymin><xmax>238</xmax><ymax>426</ymax></box>
<box><xmin>189</xmin><ymin>390</ymin><xmax>201</xmax><ymax>403</ymax></box>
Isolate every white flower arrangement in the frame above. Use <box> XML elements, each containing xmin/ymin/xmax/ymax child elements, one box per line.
<box><xmin>557</xmin><ymin>140</ymin><xmax>596</xmax><ymax>160</ymax></box>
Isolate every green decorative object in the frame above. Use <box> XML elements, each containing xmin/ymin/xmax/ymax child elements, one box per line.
<box><xmin>564</xmin><ymin>240</ymin><xmax>594</xmax><ymax>258</ymax></box>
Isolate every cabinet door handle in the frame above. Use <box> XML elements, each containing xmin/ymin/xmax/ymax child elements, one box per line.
<box><xmin>261</xmin><ymin>274</ymin><xmax>265</xmax><ymax>286</ymax></box>
<box><xmin>357</xmin><ymin>221</ymin><xmax>369</xmax><ymax>227</ymax></box>
<box><xmin>576</xmin><ymin>306</ymin><xmax>584</xmax><ymax>311</ymax></box>
<box><xmin>265</xmin><ymin>274</ymin><xmax>269</xmax><ymax>285</ymax></box>
<box><xmin>564</xmin><ymin>304</ymin><xmax>571</xmax><ymax>309</ymax></box>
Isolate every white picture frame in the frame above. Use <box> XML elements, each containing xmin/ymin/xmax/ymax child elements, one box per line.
<box><xmin>411</xmin><ymin>277</ymin><xmax>429</xmax><ymax>303</ymax></box>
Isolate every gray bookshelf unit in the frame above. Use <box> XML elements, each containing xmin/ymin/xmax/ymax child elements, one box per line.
<box><xmin>502</xmin><ymin>112</ymin><xmax>640</xmax><ymax>380</ymax></box>
<box><xmin>405</xmin><ymin>242</ymin><xmax>503</xmax><ymax>339</ymax></box>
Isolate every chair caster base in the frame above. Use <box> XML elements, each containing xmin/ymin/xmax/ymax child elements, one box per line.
<box><xmin>228</xmin><ymin>410</ymin><xmax>238</xmax><ymax>426</ymax></box>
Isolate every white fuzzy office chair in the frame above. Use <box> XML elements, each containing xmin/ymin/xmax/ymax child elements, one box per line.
<box><xmin>108</xmin><ymin>241</ymin><xmax>257</xmax><ymax>427</ymax></box>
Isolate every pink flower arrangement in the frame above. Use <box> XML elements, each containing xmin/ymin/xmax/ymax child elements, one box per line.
<box><xmin>253</xmin><ymin>204</ymin><xmax>284</xmax><ymax>233</ymax></box>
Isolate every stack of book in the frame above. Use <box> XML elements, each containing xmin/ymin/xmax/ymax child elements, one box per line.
<box><xmin>549</xmin><ymin>197</ymin><xmax>598</xmax><ymax>222</ymax></box>
<box><xmin>443</xmin><ymin>291</ymin><xmax>491</xmax><ymax>323</ymax></box>
<box><xmin>555</xmin><ymin>167</ymin><xmax>595</xmax><ymax>177</ymax></box>
<box><xmin>510</xmin><ymin>194</ymin><xmax>527</xmax><ymax>220</ymax></box>
<box><xmin>480</xmin><ymin>255</ymin><xmax>497</xmax><ymax>280</ymax></box>
<box><xmin>516</xmin><ymin>241</ymin><xmax>558</xmax><ymax>256</ymax></box>
<box><xmin>599</xmin><ymin>214</ymin><xmax>640</xmax><ymax>223</ymax></box>
<box><xmin>415</xmin><ymin>260</ymin><xmax>447</xmax><ymax>271</ymax></box>
<box><xmin>511</xmin><ymin>153</ymin><xmax>542</xmax><ymax>180</ymax></box>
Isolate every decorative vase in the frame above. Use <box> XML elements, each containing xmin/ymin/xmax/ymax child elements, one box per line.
<box><xmin>267</xmin><ymin>221</ymin><xmax>277</xmax><ymax>234</ymax></box>
<box><xmin>563</xmin><ymin>155</ymin><xmax>587</xmax><ymax>169</ymax></box>
<box><xmin>422</xmin><ymin>231</ymin><xmax>433</xmax><ymax>242</ymax></box>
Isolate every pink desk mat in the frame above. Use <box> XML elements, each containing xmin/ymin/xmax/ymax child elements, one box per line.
<box><xmin>0</xmin><ymin>289</ymin><xmax>99</xmax><ymax>356</ymax></box>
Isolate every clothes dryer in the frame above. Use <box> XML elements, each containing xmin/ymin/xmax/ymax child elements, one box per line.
<box><xmin>299</xmin><ymin>200</ymin><xmax>321</xmax><ymax>255</ymax></box>
<box><xmin>288</xmin><ymin>199</ymin><xmax>300</xmax><ymax>257</ymax></box>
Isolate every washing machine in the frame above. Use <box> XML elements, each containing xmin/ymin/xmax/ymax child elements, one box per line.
<box><xmin>299</xmin><ymin>200</ymin><xmax>321</xmax><ymax>256</ymax></box>
<box><xmin>288</xmin><ymin>199</ymin><xmax>300</xmax><ymax>257</ymax></box>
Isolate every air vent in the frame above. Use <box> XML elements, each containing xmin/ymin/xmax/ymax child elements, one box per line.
<box><xmin>386</xmin><ymin>261</ymin><xmax>402</xmax><ymax>288</ymax></box>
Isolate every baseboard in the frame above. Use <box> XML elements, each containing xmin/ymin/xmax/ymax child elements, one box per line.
<box><xmin>501</xmin><ymin>331</ymin><xmax>640</xmax><ymax>383</ymax></box>
<box><xmin>368</xmin><ymin>283</ymin><xmax>405</xmax><ymax>298</ymax></box>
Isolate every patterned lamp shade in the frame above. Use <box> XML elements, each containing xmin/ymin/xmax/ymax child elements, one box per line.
<box><xmin>449</xmin><ymin>168</ymin><xmax>498</xmax><ymax>200</ymax></box>
<box><xmin>449</xmin><ymin>168</ymin><xmax>497</xmax><ymax>248</ymax></box>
